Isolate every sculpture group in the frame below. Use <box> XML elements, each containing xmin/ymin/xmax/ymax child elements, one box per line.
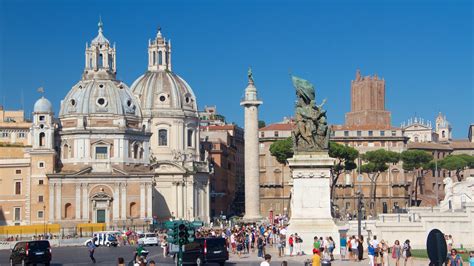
<box><xmin>291</xmin><ymin>76</ymin><xmax>330</xmax><ymax>152</ymax></box>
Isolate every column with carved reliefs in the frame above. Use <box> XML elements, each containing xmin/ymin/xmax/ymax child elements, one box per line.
<box><xmin>113</xmin><ymin>184</ymin><xmax>119</xmax><ymax>221</ymax></box>
<box><xmin>75</xmin><ymin>184</ymin><xmax>81</xmax><ymax>220</ymax></box>
<box><xmin>146</xmin><ymin>183</ymin><xmax>152</xmax><ymax>219</ymax></box>
<box><xmin>49</xmin><ymin>183</ymin><xmax>55</xmax><ymax>222</ymax></box>
<box><xmin>140</xmin><ymin>183</ymin><xmax>146</xmax><ymax>219</ymax></box>
<box><xmin>121</xmin><ymin>183</ymin><xmax>127</xmax><ymax>219</ymax></box>
<box><xmin>82</xmin><ymin>184</ymin><xmax>89</xmax><ymax>221</ymax></box>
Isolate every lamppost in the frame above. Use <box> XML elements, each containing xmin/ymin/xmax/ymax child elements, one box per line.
<box><xmin>357</xmin><ymin>190</ymin><xmax>364</xmax><ymax>237</ymax></box>
<box><xmin>43</xmin><ymin>205</ymin><xmax>46</xmax><ymax>237</ymax></box>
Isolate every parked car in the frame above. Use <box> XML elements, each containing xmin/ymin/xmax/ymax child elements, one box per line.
<box><xmin>181</xmin><ymin>237</ymin><xmax>228</xmax><ymax>266</ymax></box>
<box><xmin>84</xmin><ymin>232</ymin><xmax>119</xmax><ymax>247</ymax></box>
<box><xmin>9</xmin><ymin>240</ymin><xmax>52</xmax><ymax>266</ymax></box>
<box><xmin>138</xmin><ymin>233</ymin><xmax>159</xmax><ymax>246</ymax></box>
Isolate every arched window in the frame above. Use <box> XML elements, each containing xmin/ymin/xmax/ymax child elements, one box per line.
<box><xmin>158</xmin><ymin>129</ymin><xmax>167</xmax><ymax>146</ymax></box>
<box><xmin>89</xmin><ymin>57</ymin><xmax>93</xmax><ymax>69</ymax></box>
<box><xmin>187</xmin><ymin>129</ymin><xmax>193</xmax><ymax>147</ymax></box>
<box><xmin>414</xmin><ymin>136</ymin><xmax>419</xmax><ymax>142</ymax></box>
<box><xmin>158</xmin><ymin>51</ymin><xmax>163</xmax><ymax>65</ymax></box>
<box><xmin>133</xmin><ymin>143</ymin><xmax>139</xmax><ymax>159</ymax></box>
<box><xmin>98</xmin><ymin>53</ymin><xmax>103</xmax><ymax>68</ymax></box>
<box><xmin>442</xmin><ymin>130</ymin><xmax>446</xmax><ymax>138</ymax></box>
<box><xmin>64</xmin><ymin>203</ymin><xmax>72</xmax><ymax>219</ymax></box>
<box><xmin>39</xmin><ymin>132</ymin><xmax>45</xmax><ymax>147</ymax></box>
<box><xmin>152</xmin><ymin>51</ymin><xmax>156</xmax><ymax>65</ymax></box>
<box><xmin>139</xmin><ymin>147</ymin><xmax>144</xmax><ymax>159</ymax></box>
<box><xmin>129</xmin><ymin>202</ymin><xmax>138</xmax><ymax>218</ymax></box>
<box><xmin>63</xmin><ymin>144</ymin><xmax>69</xmax><ymax>159</ymax></box>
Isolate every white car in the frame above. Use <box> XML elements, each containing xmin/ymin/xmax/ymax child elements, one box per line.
<box><xmin>138</xmin><ymin>233</ymin><xmax>159</xmax><ymax>246</ymax></box>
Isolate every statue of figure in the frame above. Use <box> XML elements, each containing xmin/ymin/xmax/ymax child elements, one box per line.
<box><xmin>248</xmin><ymin>67</ymin><xmax>254</xmax><ymax>84</ymax></box>
<box><xmin>291</xmin><ymin>75</ymin><xmax>330</xmax><ymax>152</ymax></box>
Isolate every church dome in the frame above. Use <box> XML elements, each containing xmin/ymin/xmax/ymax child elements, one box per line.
<box><xmin>59</xmin><ymin>80</ymin><xmax>141</xmax><ymax>118</ymax></box>
<box><xmin>34</xmin><ymin>96</ymin><xmax>53</xmax><ymax>113</ymax></box>
<box><xmin>131</xmin><ymin>71</ymin><xmax>197</xmax><ymax>114</ymax></box>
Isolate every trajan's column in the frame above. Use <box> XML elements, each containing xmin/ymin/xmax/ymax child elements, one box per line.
<box><xmin>240</xmin><ymin>68</ymin><xmax>263</xmax><ymax>220</ymax></box>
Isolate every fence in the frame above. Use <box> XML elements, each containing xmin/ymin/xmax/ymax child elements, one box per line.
<box><xmin>0</xmin><ymin>224</ymin><xmax>60</xmax><ymax>237</ymax></box>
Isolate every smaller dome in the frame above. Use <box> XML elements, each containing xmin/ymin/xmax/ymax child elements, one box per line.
<box><xmin>34</xmin><ymin>97</ymin><xmax>53</xmax><ymax>113</ymax></box>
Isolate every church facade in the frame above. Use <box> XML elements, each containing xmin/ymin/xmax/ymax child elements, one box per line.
<box><xmin>22</xmin><ymin>21</ymin><xmax>209</xmax><ymax>227</ymax></box>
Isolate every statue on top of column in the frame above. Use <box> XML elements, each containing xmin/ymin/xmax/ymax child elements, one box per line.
<box><xmin>291</xmin><ymin>75</ymin><xmax>330</xmax><ymax>152</ymax></box>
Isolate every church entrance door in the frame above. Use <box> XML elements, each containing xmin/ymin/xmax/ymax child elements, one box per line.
<box><xmin>96</xmin><ymin>209</ymin><xmax>106</xmax><ymax>223</ymax></box>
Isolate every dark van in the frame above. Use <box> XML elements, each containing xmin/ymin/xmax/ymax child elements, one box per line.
<box><xmin>182</xmin><ymin>238</ymin><xmax>228</xmax><ymax>265</ymax></box>
<box><xmin>9</xmin><ymin>240</ymin><xmax>52</xmax><ymax>265</ymax></box>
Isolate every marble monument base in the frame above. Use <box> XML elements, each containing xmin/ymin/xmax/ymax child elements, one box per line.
<box><xmin>285</xmin><ymin>152</ymin><xmax>340</xmax><ymax>255</ymax></box>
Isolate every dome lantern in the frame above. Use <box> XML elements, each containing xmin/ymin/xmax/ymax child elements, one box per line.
<box><xmin>148</xmin><ymin>27</ymin><xmax>172</xmax><ymax>72</ymax></box>
<box><xmin>83</xmin><ymin>18</ymin><xmax>116</xmax><ymax>80</ymax></box>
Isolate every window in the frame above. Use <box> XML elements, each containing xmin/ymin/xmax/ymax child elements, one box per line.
<box><xmin>274</xmin><ymin>131</ymin><xmax>279</xmax><ymax>137</ymax></box>
<box><xmin>38</xmin><ymin>195</ymin><xmax>44</xmax><ymax>203</ymax></box>
<box><xmin>38</xmin><ymin>211</ymin><xmax>44</xmax><ymax>219</ymax></box>
<box><xmin>95</xmin><ymin>146</ymin><xmax>108</xmax><ymax>159</ymax></box>
<box><xmin>1</xmin><ymin>132</ymin><xmax>9</xmax><ymax>138</ymax></box>
<box><xmin>18</xmin><ymin>132</ymin><xmax>25</xmax><ymax>138</ymax></box>
<box><xmin>38</xmin><ymin>162</ymin><xmax>45</xmax><ymax>168</ymax></box>
<box><xmin>368</xmin><ymin>131</ymin><xmax>373</xmax><ymax>137</ymax></box>
<box><xmin>344</xmin><ymin>131</ymin><xmax>349</xmax><ymax>137</ymax></box>
<box><xmin>391</xmin><ymin>130</ymin><xmax>396</xmax><ymax>136</ymax></box>
<box><xmin>39</xmin><ymin>180</ymin><xmax>44</xmax><ymax>185</ymax></box>
<box><xmin>39</xmin><ymin>132</ymin><xmax>45</xmax><ymax>147</ymax></box>
<box><xmin>39</xmin><ymin>115</ymin><xmax>45</xmax><ymax>121</ymax></box>
<box><xmin>260</xmin><ymin>132</ymin><xmax>264</xmax><ymax>138</ymax></box>
<box><xmin>357</xmin><ymin>131</ymin><xmax>362</xmax><ymax>137</ymax></box>
<box><xmin>158</xmin><ymin>51</ymin><xmax>163</xmax><ymax>65</ymax></box>
<box><xmin>442</xmin><ymin>130</ymin><xmax>446</xmax><ymax>138</ymax></box>
<box><xmin>15</xmin><ymin>181</ymin><xmax>21</xmax><ymax>195</ymax></box>
<box><xmin>14</xmin><ymin>207</ymin><xmax>21</xmax><ymax>221</ymax></box>
<box><xmin>158</xmin><ymin>129</ymin><xmax>168</xmax><ymax>146</ymax></box>
<box><xmin>380</xmin><ymin>131</ymin><xmax>385</xmax><ymax>136</ymax></box>
<box><xmin>187</xmin><ymin>129</ymin><xmax>193</xmax><ymax>147</ymax></box>
<box><xmin>15</xmin><ymin>169</ymin><xmax>21</xmax><ymax>174</ymax></box>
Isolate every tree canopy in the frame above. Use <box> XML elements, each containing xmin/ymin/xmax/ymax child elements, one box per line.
<box><xmin>269</xmin><ymin>137</ymin><xmax>294</xmax><ymax>165</ymax></box>
<box><xmin>401</xmin><ymin>150</ymin><xmax>433</xmax><ymax>171</ymax></box>
<box><xmin>360</xmin><ymin>149</ymin><xmax>400</xmax><ymax>174</ymax></box>
<box><xmin>438</xmin><ymin>154</ymin><xmax>474</xmax><ymax>181</ymax></box>
<box><xmin>328</xmin><ymin>142</ymin><xmax>359</xmax><ymax>172</ymax></box>
<box><xmin>258</xmin><ymin>120</ymin><xmax>266</xmax><ymax>129</ymax></box>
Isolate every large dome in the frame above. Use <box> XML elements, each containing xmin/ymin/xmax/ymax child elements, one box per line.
<box><xmin>59</xmin><ymin>80</ymin><xmax>141</xmax><ymax>118</ymax></box>
<box><xmin>130</xmin><ymin>71</ymin><xmax>197</xmax><ymax>115</ymax></box>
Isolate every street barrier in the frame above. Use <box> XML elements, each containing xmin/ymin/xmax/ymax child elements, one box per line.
<box><xmin>0</xmin><ymin>224</ymin><xmax>60</xmax><ymax>237</ymax></box>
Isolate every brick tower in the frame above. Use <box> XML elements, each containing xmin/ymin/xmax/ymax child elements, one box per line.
<box><xmin>345</xmin><ymin>70</ymin><xmax>391</xmax><ymax>128</ymax></box>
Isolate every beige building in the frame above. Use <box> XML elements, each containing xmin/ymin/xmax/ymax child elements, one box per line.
<box><xmin>401</xmin><ymin>117</ymin><xmax>437</xmax><ymax>143</ymax></box>
<box><xmin>0</xmin><ymin>107</ymin><xmax>54</xmax><ymax>226</ymax></box>
<box><xmin>258</xmin><ymin>119</ymin><xmax>293</xmax><ymax>217</ymax></box>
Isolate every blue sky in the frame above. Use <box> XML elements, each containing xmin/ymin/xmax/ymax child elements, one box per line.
<box><xmin>0</xmin><ymin>0</ymin><xmax>472</xmax><ymax>137</ymax></box>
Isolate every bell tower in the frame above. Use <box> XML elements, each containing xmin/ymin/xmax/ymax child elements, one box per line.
<box><xmin>31</xmin><ymin>95</ymin><xmax>54</xmax><ymax>151</ymax></box>
<box><xmin>83</xmin><ymin>18</ymin><xmax>116</xmax><ymax>80</ymax></box>
<box><xmin>148</xmin><ymin>27</ymin><xmax>172</xmax><ymax>72</ymax></box>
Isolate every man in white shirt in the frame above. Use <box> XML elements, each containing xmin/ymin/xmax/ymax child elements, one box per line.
<box><xmin>260</xmin><ymin>254</ymin><xmax>271</xmax><ymax>266</ymax></box>
<box><xmin>370</xmin><ymin>235</ymin><xmax>379</xmax><ymax>248</ymax></box>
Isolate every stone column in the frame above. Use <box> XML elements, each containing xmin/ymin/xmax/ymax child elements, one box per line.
<box><xmin>121</xmin><ymin>183</ymin><xmax>127</xmax><ymax>219</ymax></box>
<box><xmin>49</xmin><ymin>183</ymin><xmax>55</xmax><ymax>222</ymax></box>
<box><xmin>113</xmin><ymin>184</ymin><xmax>119</xmax><ymax>221</ymax></box>
<box><xmin>240</xmin><ymin>76</ymin><xmax>263</xmax><ymax>221</ymax></box>
<box><xmin>146</xmin><ymin>183</ymin><xmax>152</xmax><ymax>219</ymax></box>
<box><xmin>82</xmin><ymin>184</ymin><xmax>89</xmax><ymax>221</ymax></box>
<box><xmin>55</xmin><ymin>183</ymin><xmax>62</xmax><ymax>219</ymax></box>
<box><xmin>140</xmin><ymin>183</ymin><xmax>146</xmax><ymax>219</ymax></box>
<box><xmin>205</xmin><ymin>181</ymin><xmax>210</xmax><ymax>223</ymax></box>
<box><xmin>75</xmin><ymin>184</ymin><xmax>81</xmax><ymax>220</ymax></box>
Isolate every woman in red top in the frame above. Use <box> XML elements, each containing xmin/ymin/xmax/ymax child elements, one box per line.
<box><xmin>289</xmin><ymin>234</ymin><xmax>294</xmax><ymax>256</ymax></box>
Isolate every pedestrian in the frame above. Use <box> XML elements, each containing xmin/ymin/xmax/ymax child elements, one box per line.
<box><xmin>312</xmin><ymin>248</ymin><xmax>321</xmax><ymax>266</ymax></box>
<box><xmin>448</xmin><ymin>249</ymin><xmax>462</xmax><ymax>266</ymax></box>
<box><xmin>260</xmin><ymin>254</ymin><xmax>272</xmax><ymax>266</ymax></box>
<box><xmin>340</xmin><ymin>235</ymin><xmax>347</xmax><ymax>261</ymax></box>
<box><xmin>278</xmin><ymin>233</ymin><xmax>285</xmax><ymax>257</ymax></box>
<box><xmin>380</xmin><ymin>239</ymin><xmax>389</xmax><ymax>266</ymax></box>
<box><xmin>391</xmin><ymin>240</ymin><xmax>402</xmax><ymax>266</ymax></box>
<box><xmin>402</xmin><ymin>239</ymin><xmax>412</xmax><ymax>266</ymax></box>
<box><xmin>358</xmin><ymin>235</ymin><xmax>364</xmax><ymax>261</ymax></box>
<box><xmin>257</xmin><ymin>234</ymin><xmax>265</xmax><ymax>258</ymax></box>
<box><xmin>117</xmin><ymin>257</ymin><xmax>125</xmax><ymax>266</ymax></box>
<box><xmin>328</xmin><ymin>236</ymin><xmax>335</xmax><ymax>261</ymax></box>
<box><xmin>368</xmin><ymin>243</ymin><xmax>376</xmax><ymax>266</ymax></box>
<box><xmin>468</xmin><ymin>251</ymin><xmax>474</xmax><ymax>266</ymax></box>
<box><xmin>87</xmin><ymin>237</ymin><xmax>97</xmax><ymax>263</ymax></box>
<box><xmin>351</xmin><ymin>235</ymin><xmax>359</xmax><ymax>262</ymax></box>
<box><xmin>148</xmin><ymin>260</ymin><xmax>156</xmax><ymax>266</ymax></box>
<box><xmin>288</xmin><ymin>234</ymin><xmax>294</xmax><ymax>257</ymax></box>
<box><xmin>161</xmin><ymin>236</ymin><xmax>168</xmax><ymax>258</ymax></box>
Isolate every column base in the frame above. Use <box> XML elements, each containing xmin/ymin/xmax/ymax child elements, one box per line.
<box><xmin>286</xmin><ymin>218</ymin><xmax>341</xmax><ymax>255</ymax></box>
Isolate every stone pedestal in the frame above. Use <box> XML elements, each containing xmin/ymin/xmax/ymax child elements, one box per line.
<box><xmin>286</xmin><ymin>152</ymin><xmax>341</xmax><ymax>255</ymax></box>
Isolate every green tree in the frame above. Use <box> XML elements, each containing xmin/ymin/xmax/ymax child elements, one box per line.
<box><xmin>328</xmin><ymin>142</ymin><xmax>359</xmax><ymax>209</ymax></box>
<box><xmin>401</xmin><ymin>150</ymin><xmax>434</xmax><ymax>206</ymax></box>
<box><xmin>269</xmin><ymin>137</ymin><xmax>294</xmax><ymax>214</ymax></box>
<box><xmin>439</xmin><ymin>154</ymin><xmax>474</xmax><ymax>181</ymax></box>
<box><xmin>258</xmin><ymin>120</ymin><xmax>266</xmax><ymax>129</ymax></box>
<box><xmin>359</xmin><ymin>149</ymin><xmax>400</xmax><ymax>216</ymax></box>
